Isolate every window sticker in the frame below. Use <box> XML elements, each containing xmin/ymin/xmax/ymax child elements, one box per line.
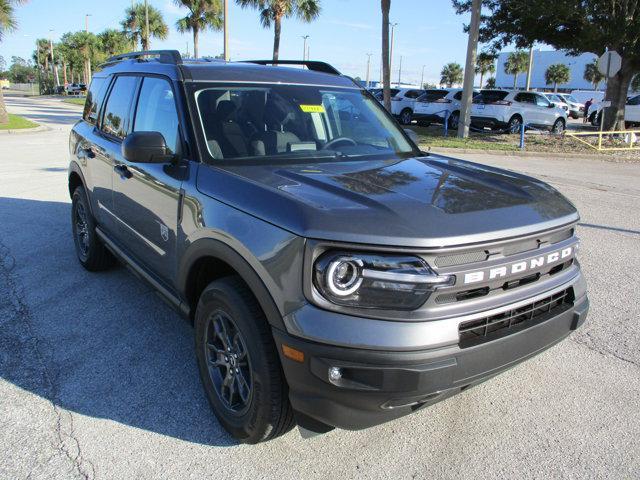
<box><xmin>299</xmin><ymin>104</ymin><xmax>325</xmax><ymax>113</ymax></box>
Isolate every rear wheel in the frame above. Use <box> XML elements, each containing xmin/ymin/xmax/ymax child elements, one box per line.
<box><xmin>71</xmin><ymin>186</ymin><xmax>114</xmax><ymax>271</ymax></box>
<box><xmin>399</xmin><ymin>108</ymin><xmax>413</xmax><ymax>125</ymax></box>
<box><xmin>195</xmin><ymin>276</ymin><xmax>294</xmax><ymax>444</ymax></box>
<box><xmin>507</xmin><ymin>115</ymin><xmax>523</xmax><ymax>134</ymax></box>
<box><xmin>552</xmin><ymin>118</ymin><xmax>566</xmax><ymax>134</ymax></box>
<box><xmin>448</xmin><ymin>111</ymin><xmax>460</xmax><ymax>130</ymax></box>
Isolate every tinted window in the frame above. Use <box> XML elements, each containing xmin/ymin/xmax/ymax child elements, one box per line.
<box><xmin>83</xmin><ymin>77</ymin><xmax>108</xmax><ymax>125</ymax></box>
<box><xmin>627</xmin><ymin>95</ymin><xmax>640</xmax><ymax>106</ymax></box>
<box><xmin>514</xmin><ymin>93</ymin><xmax>535</xmax><ymax>104</ymax></box>
<box><xmin>134</xmin><ymin>77</ymin><xmax>181</xmax><ymax>154</ymax></box>
<box><xmin>389</xmin><ymin>89</ymin><xmax>401</xmax><ymax>97</ymax></box>
<box><xmin>536</xmin><ymin>95</ymin><xmax>551</xmax><ymax>107</ymax></box>
<box><xmin>417</xmin><ymin>90</ymin><xmax>448</xmax><ymax>102</ymax></box>
<box><xmin>476</xmin><ymin>90</ymin><xmax>509</xmax><ymax>103</ymax></box>
<box><xmin>404</xmin><ymin>90</ymin><xmax>424</xmax><ymax>99</ymax></box>
<box><xmin>101</xmin><ymin>76</ymin><xmax>138</xmax><ymax>139</ymax></box>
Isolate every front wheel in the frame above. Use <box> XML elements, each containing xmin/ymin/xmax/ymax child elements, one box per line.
<box><xmin>447</xmin><ymin>111</ymin><xmax>460</xmax><ymax>130</ymax></box>
<box><xmin>195</xmin><ymin>277</ymin><xmax>294</xmax><ymax>444</ymax></box>
<box><xmin>399</xmin><ymin>108</ymin><xmax>413</xmax><ymax>125</ymax></box>
<box><xmin>507</xmin><ymin>115</ymin><xmax>523</xmax><ymax>134</ymax></box>
<box><xmin>552</xmin><ymin>118</ymin><xmax>565</xmax><ymax>134</ymax></box>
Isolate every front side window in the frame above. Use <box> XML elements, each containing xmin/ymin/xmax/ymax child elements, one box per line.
<box><xmin>134</xmin><ymin>77</ymin><xmax>181</xmax><ymax>154</ymax></box>
<box><xmin>101</xmin><ymin>76</ymin><xmax>138</xmax><ymax>139</ymax></box>
<box><xmin>193</xmin><ymin>84</ymin><xmax>416</xmax><ymax>163</ymax></box>
<box><xmin>536</xmin><ymin>95</ymin><xmax>552</xmax><ymax>107</ymax></box>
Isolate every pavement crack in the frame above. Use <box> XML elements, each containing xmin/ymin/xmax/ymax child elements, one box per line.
<box><xmin>0</xmin><ymin>240</ymin><xmax>94</xmax><ymax>479</ymax></box>
<box><xmin>569</xmin><ymin>336</ymin><xmax>639</xmax><ymax>369</ymax></box>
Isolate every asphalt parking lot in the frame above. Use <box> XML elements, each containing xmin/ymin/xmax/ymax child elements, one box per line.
<box><xmin>1</xmin><ymin>95</ymin><xmax>639</xmax><ymax>480</ymax></box>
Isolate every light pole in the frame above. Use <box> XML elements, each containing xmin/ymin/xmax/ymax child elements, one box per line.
<box><xmin>49</xmin><ymin>30</ymin><xmax>60</xmax><ymax>88</ymax></box>
<box><xmin>457</xmin><ymin>0</ymin><xmax>481</xmax><ymax>138</ymax></box>
<box><xmin>397</xmin><ymin>55</ymin><xmax>402</xmax><ymax>86</ymax></box>
<box><xmin>525</xmin><ymin>46</ymin><xmax>534</xmax><ymax>91</ymax></box>
<box><xmin>420</xmin><ymin>65</ymin><xmax>426</xmax><ymax>89</ymax></box>
<box><xmin>302</xmin><ymin>35</ymin><xmax>309</xmax><ymax>61</ymax></box>
<box><xmin>389</xmin><ymin>22</ymin><xmax>398</xmax><ymax>80</ymax></box>
<box><xmin>365</xmin><ymin>53</ymin><xmax>373</xmax><ymax>88</ymax></box>
<box><xmin>223</xmin><ymin>0</ymin><xmax>229</xmax><ymax>61</ymax></box>
<box><xmin>85</xmin><ymin>14</ymin><xmax>91</xmax><ymax>32</ymax></box>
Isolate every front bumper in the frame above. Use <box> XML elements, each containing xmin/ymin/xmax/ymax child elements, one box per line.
<box><xmin>274</xmin><ymin>289</ymin><xmax>588</xmax><ymax>431</ymax></box>
<box><xmin>413</xmin><ymin>112</ymin><xmax>446</xmax><ymax>124</ymax></box>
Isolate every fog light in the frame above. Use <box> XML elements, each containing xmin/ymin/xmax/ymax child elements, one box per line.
<box><xmin>328</xmin><ymin>367</ymin><xmax>342</xmax><ymax>382</ymax></box>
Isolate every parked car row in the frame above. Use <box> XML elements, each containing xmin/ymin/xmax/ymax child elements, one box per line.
<box><xmin>588</xmin><ymin>94</ymin><xmax>640</xmax><ymax>127</ymax></box>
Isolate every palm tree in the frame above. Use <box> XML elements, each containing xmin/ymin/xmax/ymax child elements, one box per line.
<box><xmin>66</xmin><ymin>31</ymin><xmax>100</xmax><ymax>84</ymax></box>
<box><xmin>381</xmin><ymin>0</ymin><xmax>391</xmax><ymax>111</ymax></box>
<box><xmin>485</xmin><ymin>77</ymin><xmax>496</xmax><ymax>89</ymax></box>
<box><xmin>121</xmin><ymin>2</ymin><xmax>169</xmax><ymax>51</ymax></box>
<box><xmin>440</xmin><ymin>62</ymin><xmax>463</xmax><ymax>88</ymax></box>
<box><xmin>0</xmin><ymin>0</ymin><xmax>27</xmax><ymax>124</ymax></box>
<box><xmin>175</xmin><ymin>0</ymin><xmax>223</xmax><ymax>59</ymax></box>
<box><xmin>584</xmin><ymin>61</ymin><xmax>605</xmax><ymax>91</ymax></box>
<box><xmin>475</xmin><ymin>52</ymin><xmax>496</xmax><ymax>88</ymax></box>
<box><xmin>98</xmin><ymin>28</ymin><xmax>130</xmax><ymax>57</ymax></box>
<box><xmin>237</xmin><ymin>0</ymin><xmax>321</xmax><ymax>62</ymax></box>
<box><xmin>504</xmin><ymin>50</ymin><xmax>528</xmax><ymax>90</ymax></box>
<box><xmin>545</xmin><ymin>63</ymin><xmax>570</xmax><ymax>92</ymax></box>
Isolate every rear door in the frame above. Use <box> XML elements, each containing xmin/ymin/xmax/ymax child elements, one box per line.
<box><xmin>626</xmin><ymin>95</ymin><xmax>640</xmax><ymax>123</ymax></box>
<box><xmin>111</xmin><ymin>75</ymin><xmax>184</xmax><ymax>282</ymax></box>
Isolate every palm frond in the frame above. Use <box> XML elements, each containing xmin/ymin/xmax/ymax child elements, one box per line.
<box><xmin>295</xmin><ymin>0</ymin><xmax>320</xmax><ymax>22</ymax></box>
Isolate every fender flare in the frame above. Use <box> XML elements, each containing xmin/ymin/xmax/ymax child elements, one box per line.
<box><xmin>68</xmin><ymin>162</ymin><xmax>94</xmax><ymax>215</ymax></box>
<box><xmin>178</xmin><ymin>237</ymin><xmax>286</xmax><ymax>331</ymax></box>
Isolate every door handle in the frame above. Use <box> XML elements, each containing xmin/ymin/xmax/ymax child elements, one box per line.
<box><xmin>114</xmin><ymin>164</ymin><xmax>133</xmax><ymax>179</ymax></box>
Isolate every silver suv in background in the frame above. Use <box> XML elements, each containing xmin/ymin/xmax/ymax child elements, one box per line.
<box><xmin>555</xmin><ymin>93</ymin><xmax>584</xmax><ymax>119</ymax></box>
<box><xmin>471</xmin><ymin>90</ymin><xmax>568</xmax><ymax>133</ymax></box>
<box><xmin>413</xmin><ymin>88</ymin><xmax>479</xmax><ymax>129</ymax></box>
<box><xmin>389</xmin><ymin>87</ymin><xmax>426</xmax><ymax>124</ymax></box>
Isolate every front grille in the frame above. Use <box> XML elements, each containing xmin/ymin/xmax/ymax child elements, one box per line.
<box><xmin>458</xmin><ymin>288</ymin><xmax>574</xmax><ymax>348</ymax></box>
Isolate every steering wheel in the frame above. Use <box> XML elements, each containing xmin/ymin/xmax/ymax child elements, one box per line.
<box><xmin>324</xmin><ymin>137</ymin><xmax>357</xmax><ymax>150</ymax></box>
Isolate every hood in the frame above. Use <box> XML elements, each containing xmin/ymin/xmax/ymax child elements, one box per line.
<box><xmin>196</xmin><ymin>154</ymin><xmax>578</xmax><ymax>248</ymax></box>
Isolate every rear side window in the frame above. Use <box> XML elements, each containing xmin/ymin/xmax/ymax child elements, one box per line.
<box><xmin>101</xmin><ymin>76</ymin><xmax>139</xmax><ymax>139</ymax></box>
<box><xmin>83</xmin><ymin>78</ymin><xmax>107</xmax><ymax>125</ymax></box>
<box><xmin>628</xmin><ymin>95</ymin><xmax>640</xmax><ymax>106</ymax></box>
<box><xmin>133</xmin><ymin>77</ymin><xmax>181</xmax><ymax>154</ymax></box>
<box><xmin>477</xmin><ymin>90</ymin><xmax>509</xmax><ymax>103</ymax></box>
<box><xmin>418</xmin><ymin>90</ymin><xmax>448</xmax><ymax>102</ymax></box>
<box><xmin>389</xmin><ymin>89</ymin><xmax>400</xmax><ymax>97</ymax></box>
<box><xmin>404</xmin><ymin>90</ymin><xmax>423</xmax><ymax>99</ymax></box>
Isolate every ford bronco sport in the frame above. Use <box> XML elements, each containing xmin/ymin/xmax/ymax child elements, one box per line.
<box><xmin>68</xmin><ymin>51</ymin><xmax>589</xmax><ymax>444</ymax></box>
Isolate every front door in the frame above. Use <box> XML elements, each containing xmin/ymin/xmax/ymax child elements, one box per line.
<box><xmin>112</xmin><ymin>76</ymin><xmax>184</xmax><ymax>283</ymax></box>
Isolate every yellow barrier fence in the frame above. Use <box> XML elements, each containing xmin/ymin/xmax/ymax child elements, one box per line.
<box><xmin>564</xmin><ymin>129</ymin><xmax>640</xmax><ymax>151</ymax></box>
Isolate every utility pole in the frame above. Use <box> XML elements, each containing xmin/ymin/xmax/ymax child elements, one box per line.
<box><xmin>420</xmin><ymin>65</ymin><xmax>426</xmax><ymax>89</ymax></box>
<box><xmin>397</xmin><ymin>55</ymin><xmax>402</xmax><ymax>86</ymax></box>
<box><xmin>85</xmin><ymin>14</ymin><xmax>91</xmax><ymax>32</ymax></box>
<box><xmin>223</xmin><ymin>0</ymin><xmax>229</xmax><ymax>61</ymax></box>
<box><xmin>144</xmin><ymin>0</ymin><xmax>150</xmax><ymax>50</ymax></box>
<box><xmin>389</xmin><ymin>22</ymin><xmax>398</xmax><ymax>81</ymax></box>
<box><xmin>306</xmin><ymin>44</ymin><xmax>310</xmax><ymax>61</ymax></box>
<box><xmin>49</xmin><ymin>30</ymin><xmax>60</xmax><ymax>88</ymax></box>
<box><xmin>302</xmin><ymin>35</ymin><xmax>309</xmax><ymax>61</ymax></box>
<box><xmin>186</xmin><ymin>41</ymin><xmax>190</xmax><ymax>58</ymax></box>
<box><xmin>365</xmin><ymin>53</ymin><xmax>373</xmax><ymax>88</ymax></box>
<box><xmin>457</xmin><ymin>0</ymin><xmax>481</xmax><ymax>138</ymax></box>
<box><xmin>525</xmin><ymin>46</ymin><xmax>534</xmax><ymax>91</ymax></box>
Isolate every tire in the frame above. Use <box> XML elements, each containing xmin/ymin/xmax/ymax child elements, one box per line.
<box><xmin>590</xmin><ymin>112</ymin><xmax>600</xmax><ymax>127</ymax></box>
<box><xmin>552</xmin><ymin>118</ymin><xmax>565</xmax><ymax>134</ymax></box>
<box><xmin>71</xmin><ymin>186</ymin><xmax>114</xmax><ymax>271</ymax></box>
<box><xmin>195</xmin><ymin>276</ymin><xmax>294</xmax><ymax>444</ymax></box>
<box><xmin>399</xmin><ymin>108</ymin><xmax>413</xmax><ymax>125</ymax></box>
<box><xmin>448</xmin><ymin>111</ymin><xmax>460</xmax><ymax>130</ymax></box>
<box><xmin>507</xmin><ymin>115</ymin><xmax>523</xmax><ymax>134</ymax></box>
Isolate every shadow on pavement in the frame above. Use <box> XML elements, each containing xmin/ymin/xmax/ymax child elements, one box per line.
<box><xmin>0</xmin><ymin>196</ymin><xmax>238</xmax><ymax>447</ymax></box>
<box><xmin>578</xmin><ymin>222</ymin><xmax>640</xmax><ymax>236</ymax></box>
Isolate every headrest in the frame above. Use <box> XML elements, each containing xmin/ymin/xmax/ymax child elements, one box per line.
<box><xmin>264</xmin><ymin>98</ymin><xmax>294</xmax><ymax>127</ymax></box>
<box><xmin>216</xmin><ymin>100</ymin><xmax>237</xmax><ymax>120</ymax></box>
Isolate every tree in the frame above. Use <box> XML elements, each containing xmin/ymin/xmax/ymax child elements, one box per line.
<box><xmin>485</xmin><ymin>77</ymin><xmax>496</xmax><ymax>88</ymax></box>
<box><xmin>0</xmin><ymin>0</ymin><xmax>28</xmax><ymax>124</ymax></box>
<box><xmin>8</xmin><ymin>56</ymin><xmax>35</xmax><ymax>83</ymax></box>
<box><xmin>175</xmin><ymin>0</ymin><xmax>223</xmax><ymax>59</ymax></box>
<box><xmin>584</xmin><ymin>60</ymin><xmax>604</xmax><ymax>91</ymax></box>
<box><xmin>381</xmin><ymin>0</ymin><xmax>391</xmax><ymax>111</ymax></box>
<box><xmin>0</xmin><ymin>55</ymin><xmax>5</xmax><ymax>72</ymax></box>
<box><xmin>545</xmin><ymin>63</ymin><xmax>570</xmax><ymax>92</ymax></box>
<box><xmin>237</xmin><ymin>0</ymin><xmax>321</xmax><ymax>62</ymax></box>
<box><xmin>98</xmin><ymin>29</ymin><xmax>130</xmax><ymax>57</ymax></box>
<box><xmin>452</xmin><ymin>0</ymin><xmax>640</xmax><ymax>130</ymax></box>
<box><xmin>440</xmin><ymin>62</ymin><xmax>463</xmax><ymax>87</ymax></box>
<box><xmin>475</xmin><ymin>51</ymin><xmax>495</xmax><ymax>88</ymax></box>
<box><xmin>504</xmin><ymin>50</ymin><xmax>528</xmax><ymax>89</ymax></box>
<box><xmin>65</xmin><ymin>31</ymin><xmax>101</xmax><ymax>84</ymax></box>
<box><xmin>121</xmin><ymin>2</ymin><xmax>169</xmax><ymax>51</ymax></box>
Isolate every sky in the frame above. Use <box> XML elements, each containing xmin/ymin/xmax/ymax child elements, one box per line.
<box><xmin>0</xmin><ymin>0</ymin><xmax>478</xmax><ymax>86</ymax></box>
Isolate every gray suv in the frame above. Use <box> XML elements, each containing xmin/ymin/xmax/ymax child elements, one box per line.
<box><xmin>68</xmin><ymin>51</ymin><xmax>589</xmax><ymax>444</ymax></box>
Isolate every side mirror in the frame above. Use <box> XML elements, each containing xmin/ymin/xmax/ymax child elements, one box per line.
<box><xmin>404</xmin><ymin>128</ymin><xmax>419</xmax><ymax>144</ymax></box>
<box><xmin>122</xmin><ymin>131</ymin><xmax>171</xmax><ymax>163</ymax></box>
<box><xmin>548</xmin><ymin>103</ymin><xmax>555</xmax><ymax>108</ymax></box>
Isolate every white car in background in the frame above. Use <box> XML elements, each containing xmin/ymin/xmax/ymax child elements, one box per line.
<box><xmin>590</xmin><ymin>94</ymin><xmax>640</xmax><ymax>127</ymax></box>
<box><xmin>389</xmin><ymin>87</ymin><xmax>427</xmax><ymax>124</ymax></box>
<box><xmin>471</xmin><ymin>89</ymin><xmax>568</xmax><ymax>133</ymax></box>
<box><xmin>542</xmin><ymin>93</ymin><xmax>570</xmax><ymax>115</ymax></box>
<box><xmin>413</xmin><ymin>88</ymin><xmax>479</xmax><ymax>129</ymax></box>
<box><xmin>555</xmin><ymin>93</ymin><xmax>585</xmax><ymax>119</ymax></box>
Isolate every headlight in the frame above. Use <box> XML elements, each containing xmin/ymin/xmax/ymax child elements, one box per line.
<box><xmin>313</xmin><ymin>252</ymin><xmax>454</xmax><ymax>310</ymax></box>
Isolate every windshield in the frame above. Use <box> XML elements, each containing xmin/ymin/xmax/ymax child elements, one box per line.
<box><xmin>193</xmin><ymin>84</ymin><xmax>416</xmax><ymax>163</ymax></box>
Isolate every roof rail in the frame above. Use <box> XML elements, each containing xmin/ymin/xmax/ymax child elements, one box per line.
<box><xmin>242</xmin><ymin>60</ymin><xmax>341</xmax><ymax>75</ymax></box>
<box><xmin>103</xmin><ymin>50</ymin><xmax>183</xmax><ymax>66</ymax></box>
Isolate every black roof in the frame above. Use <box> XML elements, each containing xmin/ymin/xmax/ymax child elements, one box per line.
<box><xmin>95</xmin><ymin>51</ymin><xmax>357</xmax><ymax>89</ymax></box>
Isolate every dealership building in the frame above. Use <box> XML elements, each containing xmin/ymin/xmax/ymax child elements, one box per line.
<box><xmin>495</xmin><ymin>50</ymin><xmax>600</xmax><ymax>92</ymax></box>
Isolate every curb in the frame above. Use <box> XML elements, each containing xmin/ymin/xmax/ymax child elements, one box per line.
<box><xmin>0</xmin><ymin>125</ymin><xmax>50</xmax><ymax>135</ymax></box>
<box><xmin>425</xmin><ymin>146</ymin><xmax>637</xmax><ymax>162</ymax></box>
